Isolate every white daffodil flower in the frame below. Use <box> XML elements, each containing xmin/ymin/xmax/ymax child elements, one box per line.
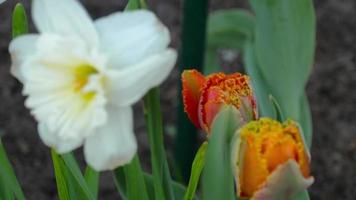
<box><xmin>9</xmin><ymin>0</ymin><xmax>177</xmax><ymax>171</ymax></box>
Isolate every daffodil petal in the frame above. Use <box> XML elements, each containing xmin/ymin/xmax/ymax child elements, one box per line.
<box><xmin>252</xmin><ymin>160</ymin><xmax>314</xmax><ymax>200</ymax></box>
<box><xmin>84</xmin><ymin>106</ymin><xmax>137</xmax><ymax>171</ymax></box>
<box><xmin>106</xmin><ymin>49</ymin><xmax>177</xmax><ymax>107</ymax></box>
<box><xmin>95</xmin><ymin>10</ymin><xmax>170</xmax><ymax>69</ymax></box>
<box><xmin>32</xmin><ymin>0</ymin><xmax>98</xmax><ymax>48</ymax></box>
<box><xmin>9</xmin><ymin>34</ymin><xmax>39</xmax><ymax>83</ymax></box>
<box><xmin>38</xmin><ymin>123</ymin><xmax>83</xmax><ymax>154</ymax></box>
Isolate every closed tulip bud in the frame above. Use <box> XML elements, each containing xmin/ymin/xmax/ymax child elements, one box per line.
<box><xmin>182</xmin><ymin>70</ymin><xmax>257</xmax><ymax>134</ymax></box>
<box><xmin>233</xmin><ymin>118</ymin><xmax>314</xmax><ymax>200</ymax></box>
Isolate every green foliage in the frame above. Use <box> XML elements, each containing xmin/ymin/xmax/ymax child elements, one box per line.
<box><xmin>0</xmin><ymin>139</ymin><xmax>25</xmax><ymax>200</ymax></box>
<box><xmin>183</xmin><ymin>142</ymin><xmax>208</xmax><ymax>200</ymax></box>
<box><xmin>143</xmin><ymin>88</ymin><xmax>175</xmax><ymax>200</ymax></box>
<box><xmin>205</xmin><ymin>9</ymin><xmax>255</xmax><ymax>74</ymax></box>
<box><xmin>269</xmin><ymin>95</ymin><xmax>285</xmax><ymax>122</ymax></box>
<box><xmin>123</xmin><ymin>156</ymin><xmax>150</xmax><ymax>200</ymax></box>
<box><xmin>249</xmin><ymin>0</ymin><xmax>316</xmax><ymax>132</ymax></box>
<box><xmin>51</xmin><ymin>151</ymin><xmax>96</xmax><ymax>200</ymax></box>
<box><xmin>113</xmin><ymin>168</ymin><xmax>198</xmax><ymax>200</ymax></box>
<box><xmin>84</xmin><ymin>167</ymin><xmax>99</xmax><ymax>199</ymax></box>
<box><xmin>202</xmin><ymin>107</ymin><xmax>239</xmax><ymax>200</ymax></box>
<box><xmin>12</xmin><ymin>3</ymin><xmax>28</xmax><ymax>38</ymax></box>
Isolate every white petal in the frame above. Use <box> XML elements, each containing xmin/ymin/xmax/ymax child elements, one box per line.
<box><xmin>38</xmin><ymin>123</ymin><xmax>83</xmax><ymax>154</ymax></box>
<box><xmin>32</xmin><ymin>0</ymin><xmax>98</xmax><ymax>48</ymax></box>
<box><xmin>106</xmin><ymin>49</ymin><xmax>177</xmax><ymax>106</ymax></box>
<box><xmin>84</xmin><ymin>106</ymin><xmax>137</xmax><ymax>171</ymax></box>
<box><xmin>9</xmin><ymin>35</ymin><xmax>39</xmax><ymax>83</ymax></box>
<box><xmin>0</xmin><ymin>0</ymin><xmax>5</xmax><ymax>4</ymax></box>
<box><xmin>252</xmin><ymin>160</ymin><xmax>314</xmax><ymax>200</ymax></box>
<box><xmin>95</xmin><ymin>10</ymin><xmax>170</xmax><ymax>68</ymax></box>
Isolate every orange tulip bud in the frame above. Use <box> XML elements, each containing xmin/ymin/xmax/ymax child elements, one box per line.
<box><xmin>233</xmin><ymin>118</ymin><xmax>313</xmax><ymax>200</ymax></box>
<box><xmin>182</xmin><ymin>70</ymin><xmax>257</xmax><ymax>133</ymax></box>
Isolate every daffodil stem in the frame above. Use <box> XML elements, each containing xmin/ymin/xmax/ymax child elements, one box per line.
<box><xmin>175</xmin><ymin>0</ymin><xmax>210</xmax><ymax>182</ymax></box>
<box><xmin>143</xmin><ymin>88</ymin><xmax>175</xmax><ymax>200</ymax></box>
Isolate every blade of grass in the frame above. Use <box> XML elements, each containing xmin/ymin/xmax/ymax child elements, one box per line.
<box><xmin>143</xmin><ymin>88</ymin><xmax>175</xmax><ymax>200</ymax></box>
<box><xmin>183</xmin><ymin>142</ymin><xmax>208</xmax><ymax>200</ymax></box>
<box><xmin>175</xmin><ymin>0</ymin><xmax>210</xmax><ymax>182</ymax></box>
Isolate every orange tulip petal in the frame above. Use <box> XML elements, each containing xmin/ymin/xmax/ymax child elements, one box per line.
<box><xmin>182</xmin><ymin>70</ymin><xmax>206</xmax><ymax>129</ymax></box>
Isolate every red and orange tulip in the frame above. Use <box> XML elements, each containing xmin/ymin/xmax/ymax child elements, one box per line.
<box><xmin>233</xmin><ymin>118</ymin><xmax>314</xmax><ymax>200</ymax></box>
<box><xmin>182</xmin><ymin>70</ymin><xmax>257</xmax><ymax>134</ymax></box>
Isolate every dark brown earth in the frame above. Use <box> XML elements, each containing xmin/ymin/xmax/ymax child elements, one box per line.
<box><xmin>0</xmin><ymin>0</ymin><xmax>355</xmax><ymax>199</ymax></box>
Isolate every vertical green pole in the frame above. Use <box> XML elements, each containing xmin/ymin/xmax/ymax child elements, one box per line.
<box><xmin>175</xmin><ymin>0</ymin><xmax>210</xmax><ymax>182</ymax></box>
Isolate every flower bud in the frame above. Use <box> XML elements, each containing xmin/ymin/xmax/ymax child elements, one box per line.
<box><xmin>233</xmin><ymin>118</ymin><xmax>313</xmax><ymax>200</ymax></box>
<box><xmin>182</xmin><ymin>70</ymin><xmax>257</xmax><ymax>133</ymax></box>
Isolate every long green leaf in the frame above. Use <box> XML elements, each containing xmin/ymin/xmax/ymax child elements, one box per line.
<box><xmin>143</xmin><ymin>88</ymin><xmax>175</xmax><ymax>200</ymax></box>
<box><xmin>300</xmin><ymin>94</ymin><xmax>313</xmax><ymax>148</ymax></box>
<box><xmin>61</xmin><ymin>153</ymin><xmax>95</xmax><ymax>200</ymax></box>
<box><xmin>123</xmin><ymin>156</ymin><xmax>150</xmax><ymax>200</ymax></box>
<box><xmin>175</xmin><ymin>0</ymin><xmax>209</xmax><ymax>182</ymax></box>
<box><xmin>205</xmin><ymin>9</ymin><xmax>255</xmax><ymax>75</ymax></box>
<box><xmin>295</xmin><ymin>191</ymin><xmax>310</xmax><ymax>200</ymax></box>
<box><xmin>243</xmin><ymin>42</ymin><xmax>274</xmax><ymax>117</ymax></box>
<box><xmin>113</xmin><ymin>170</ymin><xmax>198</xmax><ymax>200</ymax></box>
<box><xmin>84</xmin><ymin>166</ymin><xmax>99</xmax><ymax>199</ymax></box>
<box><xmin>0</xmin><ymin>139</ymin><xmax>25</xmax><ymax>200</ymax></box>
<box><xmin>125</xmin><ymin>0</ymin><xmax>147</xmax><ymax>10</ymax></box>
<box><xmin>12</xmin><ymin>3</ymin><xmax>28</xmax><ymax>38</ymax></box>
<box><xmin>269</xmin><ymin>95</ymin><xmax>285</xmax><ymax>122</ymax></box>
<box><xmin>202</xmin><ymin>106</ymin><xmax>239</xmax><ymax>200</ymax></box>
<box><xmin>249</xmin><ymin>0</ymin><xmax>316</xmax><ymax>121</ymax></box>
<box><xmin>183</xmin><ymin>142</ymin><xmax>208</xmax><ymax>200</ymax></box>
<box><xmin>51</xmin><ymin>150</ymin><xmax>71</xmax><ymax>200</ymax></box>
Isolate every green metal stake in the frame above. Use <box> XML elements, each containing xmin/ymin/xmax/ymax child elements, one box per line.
<box><xmin>175</xmin><ymin>0</ymin><xmax>210</xmax><ymax>182</ymax></box>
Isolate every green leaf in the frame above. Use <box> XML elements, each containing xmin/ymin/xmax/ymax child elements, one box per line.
<box><xmin>143</xmin><ymin>88</ymin><xmax>175</xmax><ymax>200</ymax></box>
<box><xmin>183</xmin><ymin>142</ymin><xmax>208</xmax><ymax>200</ymax></box>
<box><xmin>205</xmin><ymin>9</ymin><xmax>255</xmax><ymax>74</ymax></box>
<box><xmin>202</xmin><ymin>106</ymin><xmax>239</xmax><ymax>200</ymax></box>
<box><xmin>249</xmin><ymin>0</ymin><xmax>316</xmax><ymax>120</ymax></box>
<box><xmin>113</xmin><ymin>169</ymin><xmax>198</xmax><ymax>200</ymax></box>
<box><xmin>51</xmin><ymin>150</ymin><xmax>71</xmax><ymax>200</ymax></box>
<box><xmin>12</xmin><ymin>3</ymin><xmax>28</xmax><ymax>38</ymax></box>
<box><xmin>300</xmin><ymin>94</ymin><xmax>313</xmax><ymax>148</ymax></box>
<box><xmin>0</xmin><ymin>139</ymin><xmax>25</xmax><ymax>200</ymax></box>
<box><xmin>84</xmin><ymin>166</ymin><xmax>99</xmax><ymax>199</ymax></box>
<box><xmin>123</xmin><ymin>156</ymin><xmax>150</xmax><ymax>200</ymax></box>
<box><xmin>125</xmin><ymin>0</ymin><xmax>147</xmax><ymax>10</ymax></box>
<box><xmin>0</xmin><ymin>172</ymin><xmax>14</xmax><ymax>200</ymax></box>
<box><xmin>269</xmin><ymin>95</ymin><xmax>285</xmax><ymax>122</ymax></box>
<box><xmin>61</xmin><ymin>153</ymin><xmax>95</xmax><ymax>200</ymax></box>
<box><xmin>294</xmin><ymin>191</ymin><xmax>310</xmax><ymax>200</ymax></box>
<box><xmin>243</xmin><ymin>42</ymin><xmax>274</xmax><ymax>117</ymax></box>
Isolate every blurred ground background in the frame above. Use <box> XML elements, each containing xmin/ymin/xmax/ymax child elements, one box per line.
<box><xmin>0</xmin><ymin>0</ymin><xmax>355</xmax><ymax>199</ymax></box>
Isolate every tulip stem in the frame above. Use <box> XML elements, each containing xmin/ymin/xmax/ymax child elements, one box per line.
<box><xmin>143</xmin><ymin>88</ymin><xmax>175</xmax><ymax>200</ymax></box>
